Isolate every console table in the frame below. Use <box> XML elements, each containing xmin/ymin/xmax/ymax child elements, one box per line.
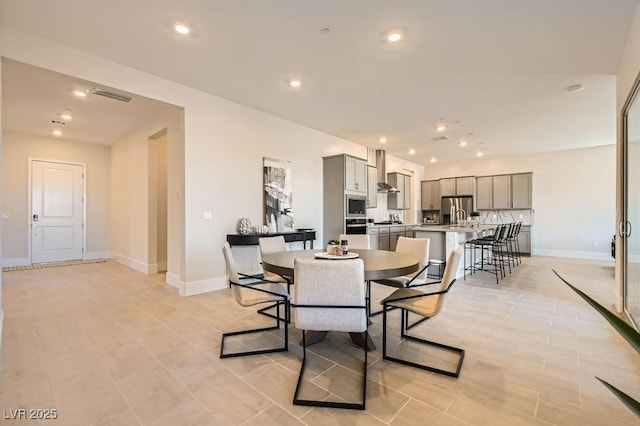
<box><xmin>226</xmin><ymin>229</ymin><xmax>316</xmax><ymax>249</ymax></box>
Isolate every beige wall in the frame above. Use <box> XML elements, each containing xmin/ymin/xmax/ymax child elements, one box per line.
<box><xmin>616</xmin><ymin>3</ymin><xmax>640</xmax><ymax>310</ymax></box>
<box><xmin>110</xmin><ymin>108</ymin><xmax>184</xmax><ymax>278</ymax></box>
<box><xmin>1</xmin><ymin>131</ymin><xmax>110</xmax><ymax>262</ymax></box>
<box><xmin>424</xmin><ymin>145</ymin><xmax>616</xmax><ymax>260</ymax></box>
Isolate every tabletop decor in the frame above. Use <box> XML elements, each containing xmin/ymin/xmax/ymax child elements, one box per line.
<box><xmin>238</xmin><ymin>217</ymin><xmax>252</xmax><ymax>235</ymax></box>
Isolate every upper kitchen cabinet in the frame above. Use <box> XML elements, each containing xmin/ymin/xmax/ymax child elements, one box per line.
<box><xmin>439</xmin><ymin>176</ymin><xmax>475</xmax><ymax>196</ymax></box>
<box><xmin>344</xmin><ymin>155</ymin><xmax>367</xmax><ymax>194</ymax></box>
<box><xmin>387</xmin><ymin>172</ymin><xmax>412</xmax><ymax>210</ymax></box>
<box><xmin>366</xmin><ymin>165</ymin><xmax>378</xmax><ymax>208</ymax></box>
<box><xmin>511</xmin><ymin>173</ymin><xmax>532</xmax><ymax>209</ymax></box>
<box><xmin>420</xmin><ymin>180</ymin><xmax>440</xmax><ymax>210</ymax></box>
<box><xmin>475</xmin><ymin>172</ymin><xmax>532</xmax><ymax>210</ymax></box>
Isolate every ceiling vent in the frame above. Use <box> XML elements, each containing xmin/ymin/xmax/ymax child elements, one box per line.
<box><xmin>431</xmin><ymin>136</ymin><xmax>449</xmax><ymax>142</ymax></box>
<box><xmin>89</xmin><ymin>88</ymin><xmax>133</xmax><ymax>103</ymax></box>
<box><xmin>50</xmin><ymin>119</ymin><xmax>67</xmax><ymax>125</ymax></box>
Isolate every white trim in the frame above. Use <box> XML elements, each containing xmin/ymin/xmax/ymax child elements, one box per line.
<box><xmin>166</xmin><ymin>272</ymin><xmax>182</xmax><ymax>291</ymax></box>
<box><xmin>533</xmin><ymin>249</ymin><xmax>614</xmax><ymax>261</ymax></box>
<box><xmin>111</xmin><ymin>252</ymin><xmax>154</xmax><ymax>274</ymax></box>
<box><xmin>181</xmin><ymin>275</ymin><xmax>228</xmax><ymax>296</ymax></box>
<box><xmin>28</xmin><ymin>158</ymin><xmax>87</xmax><ymax>264</ymax></box>
<box><xmin>85</xmin><ymin>251</ymin><xmax>110</xmax><ymax>260</ymax></box>
<box><xmin>2</xmin><ymin>257</ymin><xmax>30</xmax><ymax>267</ymax></box>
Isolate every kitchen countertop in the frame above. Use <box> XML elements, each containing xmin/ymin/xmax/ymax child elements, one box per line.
<box><xmin>367</xmin><ymin>222</ymin><xmax>420</xmax><ymax>228</ymax></box>
<box><xmin>415</xmin><ymin>224</ymin><xmax>496</xmax><ymax>233</ymax></box>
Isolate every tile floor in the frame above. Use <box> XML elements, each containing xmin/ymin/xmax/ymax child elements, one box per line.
<box><xmin>1</xmin><ymin>255</ymin><xmax>639</xmax><ymax>425</ymax></box>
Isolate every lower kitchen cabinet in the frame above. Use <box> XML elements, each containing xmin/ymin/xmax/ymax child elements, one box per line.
<box><xmin>379</xmin><ymin>228</ymin><xmax>390</xmax><ymax>251</ymax></box>
<box><xmin>517</xmin><ymin>225</ymin><xmax>531</xmax><ymax>255</ymax></box>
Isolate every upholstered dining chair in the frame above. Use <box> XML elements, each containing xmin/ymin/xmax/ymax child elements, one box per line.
<box><xmin>220</xmin><ymin>242</ymin><xmax>289</xmax><ymax>358</ymax></box>
<box><xmin>258</xmin><ymin>235</ymin><xmax>292</xmax><ymax>321</ymax></box>
<box><xmin>338</xmin><ymin>234</ymin><xmax>371</xmax><ymax>250</ymax></box>
<box><xmin>292</xmin><ymin>258</ymin><xmax>368</xmax><ymax>410</ymax></box>
<box><xmin>380</xmin><ymin>245</ymin><xmax>465</xmax><ymax>377</ymax></box>
<box><xmin>367</xmin><ymin>237</ymin><xmax>430</xmax><ymax>316</ymax></box>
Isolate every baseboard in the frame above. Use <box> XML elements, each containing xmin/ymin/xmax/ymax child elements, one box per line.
<box><xmin>182</xmin><ymin>276</ymin><xmax>228</xmax><ymax>296</ymax></box>
<box><xmin>85</xmin><ymin>251</ymin><xmax>110</xmax><ymax>260</ymax></box>
<box><xmin>166</xmin><ymin>272</ymin><xmax>182</xmax><ymax>291</ymax></box>
<box><xmin>1</xmin><ymin>257</ymin><xmax>30</xmax><ymax>268</ymax></box>
<box><xmin>533</xmin><ymin>249</ymin><xmax>614</xmax><ymax>261</ymax></box>
<box><xmin>111</xmin><ymin>253</ymin><xmax>154</xmax><ymax>274</ymax></box>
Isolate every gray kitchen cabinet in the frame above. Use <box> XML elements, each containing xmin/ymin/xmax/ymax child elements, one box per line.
<box><xmin>403</xmin><ymin>175</ymin><xmax>412</xmax><ymax>209</ymax></box>
<box><xmin>456</xmin><ymin>177</ymin><xmax>475</xmax><ymax>196</ymax></box>
<box><xmin>476</xmin><ymin>176</ymin><xmax>493</xmax><ymax>210</ymax></box>
<box><xmin>439</xmin><ymin>177</ymin><xmax>475</xmax><ymax>196</ymax></box>
<box><xmin>389</xmin><ymin>225</ymin><xmax>405</xmax><ymax>251</ymax></box>
<box><xmin>439</xmin><ymin>178</ymin><xmax>456</xmax><ymax>196</ymax></box>
<box><xmin>367</xmin><ymin>227</ymin><xmax>380</xmax><ymax>250</ymax></box>
<box><xmin>387</xmin><ymin>172</ymin><xmax>411</xmax><ymax>210</ymax></box>
<box><xmin>492</xmin><ymin>175</ymin><xmax>512</xmax><ymax>209</ymax></box>
<box><xmin>476</xmin><ymin>173</ymin><xmax>531</xmax><ymax>210</ymax></box>
<box><xmin>420</xmin><ymin>180</ymin><xmax>440</xmax><ymax>210</ymax></box>
<box><xmin>366</xmin><ymin>165</ymin><xmax>378</xmax><ymax>208</ymax></box>
<box><xmin>379</xmin><ymin>227</ymin><xmax>390</xmax><ymax>251</ymax></box>
<box><xmin>345</xmin><ymin>155</ymin><xmax>367</xmax><ymax>194</ymax></box>
<box><xmin>517</xmin><ymin>225</ymin><xmax>531</xmax><ymax>255</ymax></box>
<box><xmin>512</xmin><ymin>173</ymin><xmax>532</xmax><ymax>209</ymax></box>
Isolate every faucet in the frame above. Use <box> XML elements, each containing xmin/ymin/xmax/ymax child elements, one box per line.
<box><xmin>455</xmin><ymin>208</ymin><xmax>467</xmax><ymax>223</ymax></box>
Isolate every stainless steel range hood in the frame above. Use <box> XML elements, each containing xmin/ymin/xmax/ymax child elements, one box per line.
<box><xmin>375</xmin><ymin>150</ymin><xmax>399</xmax><ymax>192</ymax></box>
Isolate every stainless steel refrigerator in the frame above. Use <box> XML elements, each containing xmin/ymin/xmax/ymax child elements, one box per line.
<box><xmin>441</xmin><ymin>196</ymin><xmax>473</xmax><ymax>225</ymax></box>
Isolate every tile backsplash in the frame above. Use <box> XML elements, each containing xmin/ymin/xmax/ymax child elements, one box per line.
<box><xmin>366</xmin><ymin>193</ymin><xmax>404</xmax><ymax>222</ymax></box>
<box><xmin>478</xmin><ymin>209</ymin><xmax>534</xmax><ymax>225</ymax></box>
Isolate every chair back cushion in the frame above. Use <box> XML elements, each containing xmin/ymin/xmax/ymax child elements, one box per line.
<box><xmin>433</xmin><ymin>245</ymin><xmax>464</xmax><ymax>315</ymax></box>
<box><xmin>222</xmin><ymin>242</ymin><xmax>245</xmax><ymax>305</ymax></box>
<box><xmin>293</xmin><ymin>259</ymin><xmax>366</xmax><ymax>333</ymax></box>
<box><xmin>338</xmin><ymin>234</ymin><xmax>370</xmax><ymax>250</ymax></box>
<box><xmin>395</xmin><ymin>237</ymin><xmax>430</xmax><ymax>280</ymax></box>
<box><xmin>259</xmin><ymin>236</ymin><xmax>287</xmax><ymax>281</ymax></box>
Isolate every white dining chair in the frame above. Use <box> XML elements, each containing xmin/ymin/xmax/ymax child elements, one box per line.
<box><xmin>338</xmin><ymin>234</ymin><xmax>370</xmax><ymax>250</ymax></box>
<box><xmin>220</xmin><ymin>242</ymin><xmax>289</xmax><ymax>358</ymax></box>
<box><xmin>292</xmin><ymin>258</ymin><xmax>368</xmax><ymax>410</ymax></box>
<box><xmin>381</xmin><ymin>245</ymin><xmax>465</xmax><ymax>377</ymax></box>
<box><xmin>258</xmin><ymin>235</ymin><xmax>292</xmax><ymax>321</ymax></box>
<box><xmin>368</xmin><ymin>237</ymin><xmax>431</xmax><ymax>316</ymax></box>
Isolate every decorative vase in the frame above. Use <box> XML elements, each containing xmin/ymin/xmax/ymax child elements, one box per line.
<box><xmin>238</xmin><ymin>217</ymin><xmax>252</xmax><ymax>235</ymax></box>
<box><xmin>327</xmin><ymin>244</ymin><xmax>339</xmax><ymax>256</ymax></box>
<box><xmin>260</xmin><ymin>225</ymin><xmax>270</xmax><ymax>234</ymax></box>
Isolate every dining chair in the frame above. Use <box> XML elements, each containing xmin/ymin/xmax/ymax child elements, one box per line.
<box><xmin>258</xmin><ymin>235</ymin><xmax>292</xmax><ymax>321</ymax></box>
<box><xmin>292</xmin><ymin>258</ymin><xmax>368</xmax><ymax>410</ymax></box>
<box><xmin>380</xmin><ymin>245</ymin><xmax>465</xmax><ymax>377</ymax></box>
<box><xmin>219</xmin><ymin>242</ymin><xmax>289</xmax><ymax>358</ymax></box>
<box><xmin>367</xmin><ymin>237</ymin><xmax>430</xmax><ymax>317</ymax></box>
<box><xmin>338</xmin><ymin>234</ymin><xmax>371</xmax><ymax>250</ymax></box>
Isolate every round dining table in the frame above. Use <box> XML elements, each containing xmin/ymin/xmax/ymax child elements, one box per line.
<box><xmin>261</xmin><ymin>249</ymin><xmax>420</xmax><ymax>351</ymax></box>
<box><xmin>261</xmin><ymin>248</ymin><xmax>419</xmax><ymax>281</ymax></box>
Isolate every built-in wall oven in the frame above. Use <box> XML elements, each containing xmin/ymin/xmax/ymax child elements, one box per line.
<box><xmin>345</xmin><ymin>218</ymin><xmax>368</xmax><ymax>234</ymax></box>
<box><xmin>346</xmin><ymin>194</ymin><xmax>366</xmax><ymax>217</ymax></box>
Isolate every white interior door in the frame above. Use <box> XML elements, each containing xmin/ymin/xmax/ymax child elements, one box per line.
<box><xmin>31</xmin><ymin>160</ymin><xmax>84</xmax><ymax>263</ymax></box>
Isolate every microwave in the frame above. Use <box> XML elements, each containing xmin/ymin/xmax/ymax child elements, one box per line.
<box><xmin>346</xmin><ymin>194</ymin><xmax>366</xmax><ymax>217</ymax></box>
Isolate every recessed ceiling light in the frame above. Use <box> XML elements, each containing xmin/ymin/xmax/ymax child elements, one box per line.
<box><xmin>52</xmin><ymin>129</ymin><xmax>62</xmax><ymax>136</ymax></box>
<box><xmin>436</xmin><ymin>124</ymin><xmax>447</xmax><ymax>132</ymax></box>
<box><xmin>566</xmin><ymin>84</ymin><xmax>584</xmax><ymax>93</ymax></box>
<box><xmin>288</xmin><ymin>79</ymin><xmax>302</xmax><ymax>88</ymax></box>
<box><xmin>430</xmin><ymin>157</ymin><xmax>437</xmax><ymax>163</ymax></box>
<box><xmin>320</xmin><ymin>27</ymin><xmax>331</xmax><ymax>35</ymax></box>
<box><xmin>459</xmin><ymin>140</ymin><xmax>468</xmax><ymax>147</ymax></box>
<box><xmin>408</xmin><ymin>149</ymin><xmax>415</xmax><ymax>155</ymax></box>
<box><xmin>60</xmin><ymin>110</ymin><xmax>73</xmax><ymax>120</ymax></box>
<box><xmin>72</xmin><ymin>90</ymin><xmax>87</xmax><ymax>97</ymax></box>
<box><xmin>387</xmin><ymin>32</ymin><xmax>402</xmax><ymax>42</ymax></box>
<box><xmin>379</xmin><ymin>136</ymin><xmax>387</xmax><ymax>144</ymax></box>
<box><xmin>174</xmin><ymin>24</ymin><xmax>190</xmax><ymax>35</ymax></box>
<box><xmin>476</xmin><ymin>151</ymin><xmax>484</xmax><ymax>157</ymax></box>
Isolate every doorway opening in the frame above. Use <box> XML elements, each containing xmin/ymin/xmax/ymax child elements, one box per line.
<box><xmin>148</xmin><ymin>129</ymin><xmax>168</xmax><ymax>273</ymax></box>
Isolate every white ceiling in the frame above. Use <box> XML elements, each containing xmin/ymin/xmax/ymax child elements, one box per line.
<box><xmin>1</xmin><ymin>0</ymin><xmax>638</xmax><ymax>164</ymax></box>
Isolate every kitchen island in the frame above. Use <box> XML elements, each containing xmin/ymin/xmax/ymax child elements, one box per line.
<box><xmin>414</xmin><ymin>225</ymin><xmax>495</xmax><ymax>278</ymax></box>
